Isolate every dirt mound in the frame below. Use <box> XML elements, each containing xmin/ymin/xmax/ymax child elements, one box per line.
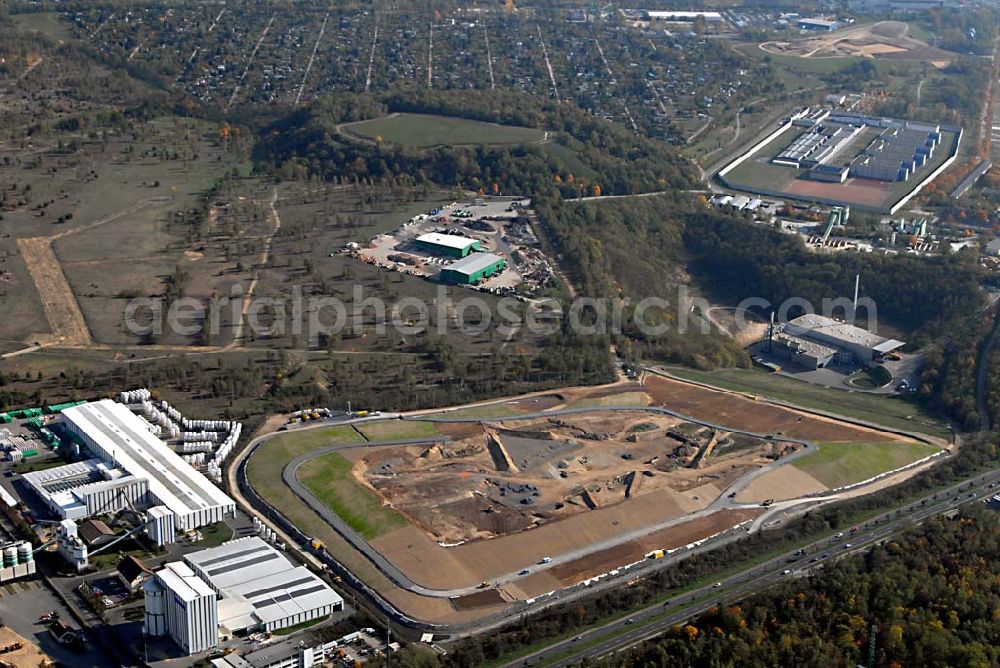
<box><xmin>759</xmin><ymin>21</ymin><xmax>950</xmax><ymax>63</ymax></box>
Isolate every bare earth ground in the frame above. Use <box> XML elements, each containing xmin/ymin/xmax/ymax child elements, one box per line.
<box><xmin>784</xmin><ymin>177</ymin><xmax>892</xmax><ymax>208</ymax></box>
<box><xmin>16</xmin><ymin>236</ymin><xmax>92</xmax><ymax>345</ymax></box>
<box><xmin>370</xmin><ymin>485</ymin><xmax>724</xmax><ymax>592</ymax></box>
<box><xmin>736</xmin><ymin>466</ymin><xmax>828</xmax><ymax>503</ymax></box>
<box><xmin>507</xmin><ymin>508</ymin><xmax>763</xmax><ymax>598</ymax></box>
<box><xmin>760</xmin><ymin>21</ymin><xmax>954</xmax><ymax>65</ymax></box>
<box><xmin>0</xmin><ymin>624</ymin><xmax>52</xmax><ymax>667</ymax></box>
<box><xmin>642</xmin><ymin>375</ymin><xmax>905</xmax><ymax>443</ymax></box>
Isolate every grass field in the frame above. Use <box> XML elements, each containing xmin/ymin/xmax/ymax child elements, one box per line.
<box><xmin>659</xmin><ymin>367</ymin><xmax>949</xmax><ymax>438</ymax></box>
<box><xmin>342</xmin><ymin>113</ymin><xmax>547</xmax><ymax>148</ymax></box>
<box><xmin>298</xmin><ymin>451</ymin><xmax>409</xmax><ymax>540</ymax></box>
<box><xmin>197</xmin><ymin>521</ymin><xmax>235</xmax><ymax>548</ymax></box>
<box><xmin>246</xmin><ymin>425</ymin><xmax>361</xmax><ymax>502</ymax></box>
<box><xmin>355</xmin><ymin>420</ymin><xmax>441</xmax><ymax>441</ymax></box>
<box><xmin>794</xmin><ymin>441</ymin><xmax>939</xmax><ymax>488</ymax></box>
<box><xmin>721</xmin><ymin>126</ymin><xmax>802</xmax><ymax>190</ymax></box>
<box><xmin>566</xmin><ymin>391</ymin><xmax>652</xmax><ymax>408</ymax></box>
<box><xmin>424</xmin><ymin>404</ymin><xmax>527</xmax><ymax>420</ymax></box>
<box><xmin>11</xmin><ymin>11</ymin><xmax>72</xmax><ymax>39</ymax></box>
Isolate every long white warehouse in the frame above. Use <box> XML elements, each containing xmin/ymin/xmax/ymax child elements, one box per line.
<box><xmin>61</xmin><ymin>400</ymin><xmax>235</xmax><ymax>530</ymax></box>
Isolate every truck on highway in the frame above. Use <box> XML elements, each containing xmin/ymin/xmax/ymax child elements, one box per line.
<box><xmin>309</xmin><ymin>538</ymin><xmax>324</xmax><ymax>551</ymax></box>
<box><xmin>646</xmin><ymin>549</ymin><xmax>666</xmax><ymax>559</ymax></box>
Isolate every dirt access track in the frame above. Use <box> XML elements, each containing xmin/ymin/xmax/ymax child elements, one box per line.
<box><xmin>16</xmin><ymin>236</ymin><xmax>92</xmax><ymax>345</ymax></box>
<box><xmin>251</xmin><ymin>373</ymin><xmax>943</xmax><ymax>626</ymax></box>
<box><xmin>761</xmin><ymin>21</ymin><xmax>955</xmax><ymax>65</ymax></box>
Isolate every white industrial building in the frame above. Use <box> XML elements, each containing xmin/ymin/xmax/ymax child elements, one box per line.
<box><xmin>145</xmin><ymin>561</ymin><xmax>219</xmax><ymax>655</ymax></box>
<box><xmin>22</xmin><ymin>459</ymin><xmax>149</xmax><ymax>521</ymax></box>
<box><xmin>643</xmin><ymin>10</ymin><xmax>724</xmax><ymax>22</ymax></box>
<box><xmin>186</xmin><ymin>537</ymin><xmax>344</xmax><ymax>633</ymax></box>
<box><xmin>145</xmin><ymin>538</ymin><xmax>344</xmax><ymax>655</ymax></box>
<box><xmin>33</xmin><ymin>400</ymin><xmax>237</xmax><ymax>531</ymax></box>
<box><xmin>146</xmin><ymin>505</ymin><xmax>177</xmax><ymax>547</ymax></box>
<box><xmin>783</xmin><ymin>314</ymin><xmax>904</xmax><ymax>365</ymax></box>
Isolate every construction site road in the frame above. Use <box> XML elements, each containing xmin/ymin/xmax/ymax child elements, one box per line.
<box><xmin>506</xmin><ymin>468</ymin><xmax>1000</xmax><ymax>668</ymax></box>
<box><xmin>280</xmin><ymin>405</ymin><xmax>820</xmax><ymax>600</ymax></box>
<box><xmin>278</xmin><ymin>385</ymin><xmax>947</xmax><ymax>601</ymax></box>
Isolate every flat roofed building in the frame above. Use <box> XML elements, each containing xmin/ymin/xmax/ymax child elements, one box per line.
<box><xmin>415</xmin><ymin>232</ymin><xmax>481</xmax><ymax>258</ymax></box>
<box><xmin>784</xmin><ymin>314</ymin><xmax>904</xmax><ymax>364</ymax></box>
<box><xmin>184</xmin><ymin>537</ymin><xmax>344</xmax><ymax>634</ymax></box>
<box><xmin>21</xmin><ymin>459</ymin><xmax>149</xmax><ymax>520</ymax></box>
<box><xmin>773</xmin><ymin>334</ymin><xmax>838</xmax><ymax>369</ymax></box>
<box><xmin>799</xmin><ymin>17</ymin><xmax>838</xmax><ymax>30</ymax></box>
<box><xmin>145</xmin><ymin>561</ymin><xmax>219</xmax><ymax>655</ymax></box>
<box><xmin>439</xmin><ymin>252</ymin><xmax>506</xmax><ymax>285</ymax></box>
<box><xmin>644</xmin><ymin>10</ymin><xmax>723</xmax><ymax>22</ymax></box>
<box><xmin>61</xmin><ymin>401</ymin><xmax>235</xmax><ymax>530</ymax></box>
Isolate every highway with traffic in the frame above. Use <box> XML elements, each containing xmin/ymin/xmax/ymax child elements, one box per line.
<box><xmin>503</xmin><ymin>468</ymin><xmax>1000</xmax><ymax>667</ymax></box>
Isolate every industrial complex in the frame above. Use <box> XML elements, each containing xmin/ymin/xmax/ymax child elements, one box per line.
<box><xmin>771</xmin><ymin>314</ymin><xmax>905</xmax><ymax>370</ymax></box>
<box><xmin>145</xmin><ymin>537</ymin><xmax>344</xmax><ymax>655</ymax></box>
<box><xmin>353</xmin><ymin>197</ymin><xmax>553</xmax><ymax>294</ymax></box>
<box><xmin>21</xmin><ymin>400</ymin><xmax>236</xmax><ymax>534</ymax></box>
<box><xmin>718</xmin><ymin>106</ymin><xmax>962</xmax><ymax>213</ymax></box>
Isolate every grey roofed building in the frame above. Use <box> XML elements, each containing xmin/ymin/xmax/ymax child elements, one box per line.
<box><xmin>783</xmin><ymin>314</ymin><xmax>904</xmax><ymax>365</ymax></box>
<box><xmin>60</xmin><ymin>400</ymin><xmax>235</xmax><ymax>530</ymax></box>
<box><xmin>184</xmin><ymin>536</ymin><xmax>344</xmax><ymax>633</ymax></box>
<box><xmin>444</xmin><ymin>252</ymin><xmax>505</xmax><ymax>276</ymax></box>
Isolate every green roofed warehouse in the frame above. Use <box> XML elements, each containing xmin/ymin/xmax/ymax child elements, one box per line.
<box><xmin>440</xmin><ymin>253</ymin><xmax>506</xmax><ymax>285</ymax></box>
<box><xmin>416</xmin><ymin>232</ymin><xmax>481</xmax><ymax>258</ymax></box>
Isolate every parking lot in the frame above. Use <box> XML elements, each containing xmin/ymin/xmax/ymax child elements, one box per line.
<box><xmin>0</xmin><ymin>578</ymin><xmax>111</xmax><ymax>666</ymax></box>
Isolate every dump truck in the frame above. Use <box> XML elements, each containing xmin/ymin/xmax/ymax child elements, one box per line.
<box><xmin>646</xmin><ymin>549</ymin><xmax>665</xmax><ymax>560</ymax></box>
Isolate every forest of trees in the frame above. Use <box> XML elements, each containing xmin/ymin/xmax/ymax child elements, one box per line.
<box><xmin>681</xmin><ymin>211</ymin><xmax>987</xmax><ymax>345</ymax></box>
<box><xmin>602</xmin><ymin>507</ymin><xmax>1000</xmax><ymax>668</ymax></box>
<box><xmin>252</xmin><ymin>89</ymin><xmax>695</xmax><ymax>198</ymax></box>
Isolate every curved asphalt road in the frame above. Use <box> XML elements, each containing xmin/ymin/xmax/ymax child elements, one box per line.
<box><xmin>231</xmin><ymin>374</ymin><xmax>950</xmax><ymax>636</ymax></box>
<box><xmin>278</xmin><ymin>404</ymin><xmax>828</xmax><ymax>599</ymax></box>
<box><xmin>507</xmin><ymin>469</ymin><xmax>1000</xmax><ymax>668</ymax></box>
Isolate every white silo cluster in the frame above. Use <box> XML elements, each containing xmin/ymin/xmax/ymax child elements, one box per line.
<box><xmin>0</xmin><ymin>540</ymin><xmax>36</xmax><ymax>583</ymax></box>
<box><xmin>251</xmin><ymin>516</ymin><xmax>279</xmax><ymax>545</ymax></box>
<box><xmin>182</xmin><ymin>431</ymin><xmax>220</xmax><ymax>443</ymax></box>
<box><xmin>115</xmin><ymin>387</ymin><xmax>242</xmax><ymax>482</ymax></box>
<box><xmin>160</xmin><ymin>400</ymin><xmax>183</xmax><ymax>423</ymax></box>
<box><xmin>118</xmin><ymin>388</ymin><xmax>151</xmax><ymax>404</ymax></box>
<box><xmin>182</xmin><ymin>418</ymin><xmax>230</xmax><ymax>431</ymax></box>
<box><xmin>140</xmin><ymin>401</ymin><xmax>181</xmax><ymax>438</ymax></box>
<box><xmin>212</xmin><ymin>423</ymin><xmax>241</xmax><ymax>464</ymax></box>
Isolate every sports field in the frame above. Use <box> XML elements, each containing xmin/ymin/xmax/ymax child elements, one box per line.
<box><xmin>342</xmin><ymin>113</ymin><xmax>547</xmax><ymax>148</ymax></box>
<box><xmin>793</xmin><ymin>440</ymin><xmax>939</xmax><ymax>489</ymax></box>
<box><xmin>298</xmin><ymin>451</ymin><xmax>409</xmax><ymax>540</ymax></box>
